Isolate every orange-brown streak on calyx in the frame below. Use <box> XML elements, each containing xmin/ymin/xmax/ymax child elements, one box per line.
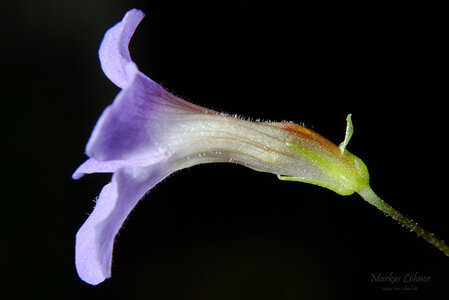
<box><xmin>268</xmin><ymin>122</ymin><xmax>341</xmax><ymax>155</ymax></box>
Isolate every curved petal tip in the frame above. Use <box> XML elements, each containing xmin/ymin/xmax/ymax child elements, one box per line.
<box><xmin>99</xmin><ymin>9</ymin><xmax>145</xmax><ymax>88</ymax></box>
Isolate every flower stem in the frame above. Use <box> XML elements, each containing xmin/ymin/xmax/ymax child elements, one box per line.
<box><xmin>358</xmin><ymin>186</ymin><xmax>449</xmax><ymax>256</ymax></box>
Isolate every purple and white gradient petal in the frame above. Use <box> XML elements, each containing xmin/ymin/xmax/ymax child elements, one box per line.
<box><xmin>73</xmin><ymin>9</ymin><xmax>172</xmax><ymax>285</ymax></box>
<box><xmin>74</xmin><ymin>8</ymin><xmax>220</xmax><ymax>285</ymax></box>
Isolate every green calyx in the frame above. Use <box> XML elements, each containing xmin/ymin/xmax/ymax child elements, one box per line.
<box><xmin>278</xmin><ymin>114</ymin><xmax>370</xmax><ymax>196</ymax></box>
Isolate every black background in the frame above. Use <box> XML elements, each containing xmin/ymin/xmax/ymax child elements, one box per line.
<box><xmin>4</xmin><ymin>0</ymin><xmax>449</xmax><ymax>299</ymax></box>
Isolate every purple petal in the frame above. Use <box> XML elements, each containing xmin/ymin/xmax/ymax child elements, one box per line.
<box><xmin>72</xmin><ymin>159</ymin><xmax>126</xmax><ymax>179</ymax></box>
<box><xmin>99</xmin><ymin>9</ymin><xmax>145</xmax><ymax>88</ymax></box>
<box><xmin>72</xmin><ymin>153</ymin><xmax>168</xmax><ymax>179</ymax></box>
<box><xmin>75</xmin><ymin>161</ymin><xmax>172</xmax><ymax>285</ymax></box>
<box><xmin>75</xmin><ymin>182</ymin><xmax>117</xmax><ymax>285</ymax></box>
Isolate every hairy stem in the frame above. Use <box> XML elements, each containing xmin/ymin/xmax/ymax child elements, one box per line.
<box><xmin>358</xmin><ymin>186</ymin><xmax>449</xmax><ymax>256</ymax></box>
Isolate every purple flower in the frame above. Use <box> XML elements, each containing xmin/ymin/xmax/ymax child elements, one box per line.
<box><xmin>74</xmin><ymin>9</ymin><xmax>394</xmax><ymax>285</ymax></box>
<box><xmin>73</xmin><ymin>8</ymin><xmax>248</xmax><ymax>285</ymax></box>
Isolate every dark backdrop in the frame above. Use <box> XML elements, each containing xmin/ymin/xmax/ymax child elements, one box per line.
<box><xmin>5</xmin><ymin>0</ymin><xmax>449</xmax><ymax>299</ymax></box>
